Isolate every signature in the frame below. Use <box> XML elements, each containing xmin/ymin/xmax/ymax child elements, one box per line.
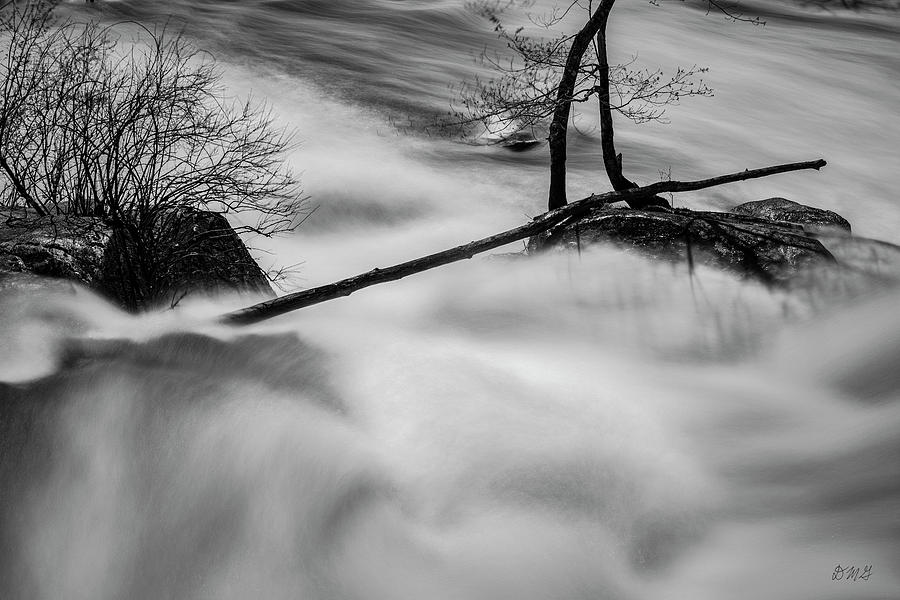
<box><xmin>832</xmin><ymin>564</ymin><xmax>873</xmax><ymax>582</ymax></box>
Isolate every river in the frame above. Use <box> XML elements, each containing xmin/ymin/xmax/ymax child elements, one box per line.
<box><xmin>1</xmin><ymin>0</ymin><xmax>898</xmax><ymax>598</ymax></box>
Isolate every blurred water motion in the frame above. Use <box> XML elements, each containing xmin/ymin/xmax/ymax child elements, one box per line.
<box><xmin>2</xmin><ymin>1</ymin><xmax>900</xmax><ymax>598</ymax></box>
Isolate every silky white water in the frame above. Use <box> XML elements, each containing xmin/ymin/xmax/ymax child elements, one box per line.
<box><xmin>1</xmin><ymin>1</ymin><xmax>899</xmax><ymax>598</ymax></box>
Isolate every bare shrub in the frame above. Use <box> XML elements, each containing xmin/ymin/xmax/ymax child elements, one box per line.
<box><xmin>0</xmin><ymin>0</ymin><xmax>306</xmax><ymax>307</ymax></box>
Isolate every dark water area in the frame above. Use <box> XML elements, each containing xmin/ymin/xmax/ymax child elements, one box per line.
<box><xmin>3</xmin><ymin>1</ymin><xmax>900</xmax><ymax>598</ymax></box>
<box><xmin>91</xmin><ymin>0</ymin><xmax>491</xmax><ymax>114</ymax></box>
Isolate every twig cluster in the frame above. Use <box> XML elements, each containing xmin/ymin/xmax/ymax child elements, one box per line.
<box><xmin>448</xmin><ymin>0</ymin><xmax>719</xmax><ymax>139</ymax></box>
<box><xmin>0</xmin><ymin>1</ymin><xmax>306</xmax><ymax>307</ymax></box>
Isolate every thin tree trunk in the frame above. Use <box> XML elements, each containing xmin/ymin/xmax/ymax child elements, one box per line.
<box><xmin>594</xmin><ymin>0</ymin><xmax>627</xmax><ymax>191</ymax></box>
<box><xmin>222</xmin><ymin>159</ymin><xmax>826</xmax><ymax>325</ymax></box>
<box><xmin>547</xmin><ymin>0</ymin><xmax>615</xmax><ymax>211</ymax></box>
<box><xmin>594</xmin><ymin>2</ymin><xmax>669</xmax><ymax>209</ymax></box>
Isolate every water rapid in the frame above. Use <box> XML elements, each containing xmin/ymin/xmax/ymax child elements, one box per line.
<box><xmin>2</xmin><ymin>1</ymin><xmax>900</xmax><ymax>598</ymax></box>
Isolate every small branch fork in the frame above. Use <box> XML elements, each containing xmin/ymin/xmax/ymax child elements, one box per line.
<box><xmin>221</xmin><ymin>159</ymin><xmax>826</xmax><ymax>325</ymax></box>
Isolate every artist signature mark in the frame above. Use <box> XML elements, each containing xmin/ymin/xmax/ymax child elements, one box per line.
<box><xmin>832</xmin><ymin>564</ymin><xmax>873</xmax><ymax>582</ymax></box>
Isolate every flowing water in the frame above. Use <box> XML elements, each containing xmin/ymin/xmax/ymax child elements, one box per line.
<box><xmin>2</xmin><ymin>1</ymin><xmax>900</xmax><ymax>598</ymax></box>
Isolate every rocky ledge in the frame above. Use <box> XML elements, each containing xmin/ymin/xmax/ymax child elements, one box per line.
<box><xmin>0</xmin><ymin>208</ymin><xmax>273</xmax><ymax>309</ymax></box>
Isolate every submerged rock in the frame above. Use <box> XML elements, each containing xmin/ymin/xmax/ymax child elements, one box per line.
<box><xmin>0</xmin><ymin>208</ymin><xmax>272</xmax><ymax>309</ymax></box>
<box><xmin>498</xmin><ymin>130</ymin><xmax>542</xmax><ymax>152</ymax></box>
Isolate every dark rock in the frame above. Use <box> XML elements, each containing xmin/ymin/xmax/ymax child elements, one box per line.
<box><xmin>527</xmin><ymin>199</ymin><xmax>900</xmax><ymax>293</ymax></box>
<box><xmin>99</xmin><ymin>208</ymin><xmax>274</xmax><ymax>309</ymax></box>
<box><xmin>0</xmin><ymin>208</ymin><xmax>273</xmax><ymax>309</ymax></box>
<box><xmin>730</xmin><ymin>198</ymin><xmax>851</xmax><ymax>233</ymax></box>
<box><xmin>161</xmin><ymin>209</ymin><xmax>275</xmax><ymax>299</ymax></box>
<box><xmin>528</xmin><ymin>206</ymin><xmax>835</xmax><ymax>284</ymax></box>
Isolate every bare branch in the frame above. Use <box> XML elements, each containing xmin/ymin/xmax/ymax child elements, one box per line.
<box><xmin>221</xmin><ymin>159</ymin><xmax>826</xmax><ymax>325</ymax></box>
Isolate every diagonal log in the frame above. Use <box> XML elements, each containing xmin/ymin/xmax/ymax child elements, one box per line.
<box><xmin>221</xmin><ymin>159</ymin><xmax>826</xmax><ymax>325</ymax></box>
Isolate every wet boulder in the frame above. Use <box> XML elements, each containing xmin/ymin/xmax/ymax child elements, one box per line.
<box><xmin>526</xmin><ymin>198</ymin><xmax>900</xmax><ymax>292</ymax></box>
<box><xmin>527</xmin><ymin>206</ymin><xmax>835</xmax><ymax>284</ymax></box>
<box><xmin>730</xmin><ymin>197</ymin><xmax>851</xmax><ymax>233</ymax></box>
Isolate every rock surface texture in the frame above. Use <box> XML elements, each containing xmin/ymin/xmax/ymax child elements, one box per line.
<box><xmin>0</xmin><ymin>213</ymin><xmax>110</xmax><ymax>291</ymax></box>
<box><xmin>730</xmin><ymin>197</ymin><xmax>851</xmax><ymax>233</ymax></box>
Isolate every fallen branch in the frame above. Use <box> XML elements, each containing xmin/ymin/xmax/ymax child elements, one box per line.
<box><xmin>221</xmin><ymin>159</ymin><xmax>826</xmax><ymax>325</ymax></box>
